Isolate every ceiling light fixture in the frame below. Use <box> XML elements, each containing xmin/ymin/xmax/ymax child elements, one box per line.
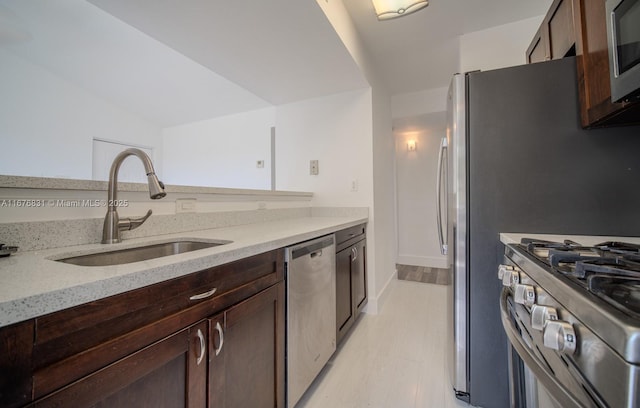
<box><xmin>372</xmin><ymin>0</ymin><xmax>429</xmax><ymax>20</ymax></box>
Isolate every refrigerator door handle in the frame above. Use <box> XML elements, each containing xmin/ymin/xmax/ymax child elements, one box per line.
<box><xmin>436</xmin><ymin>136</ymin><xmax>449</xmax><ymax>255</ymax></box>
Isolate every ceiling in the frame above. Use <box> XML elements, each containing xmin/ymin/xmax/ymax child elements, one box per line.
<box><xmin>1</xmin><ymin>0</ymin><xmax>552</xmax><ymax>128</ymax></box>
<box><xmin>342</xmin><ymin>0</ymin><xmax>553</xmax><ymax>94</ymax></box>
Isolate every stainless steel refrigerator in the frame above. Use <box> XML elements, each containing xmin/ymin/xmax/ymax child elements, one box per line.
<box><xmin>437</xmin><ymin>57</ymin><xmax>640</xmax><ymax>408</ymax></box>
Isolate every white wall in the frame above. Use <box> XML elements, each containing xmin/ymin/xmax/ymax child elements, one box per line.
<box><xmin>162</xmin><ymin>107</ymin><xmax>275</xmax><ymax>190</ymax></box>
<box><xmin>395</xmin><ymin>112</ymin><xmax>447</xmax><ymax>268</ymax></box>
<box><xmin>0</xmin><ymin>50</ymin><xmax>162</xmax><ymax>180</ymax></box>
<box><xmin>369</xmin><ymin>83</ymin><xmax>396</xmax><ymax>311</ymax></box>
<box><xmin>392</xmin><ymin>87</ymin><xmax>448</xmax><ymax>119</ymax></box>
<box><xmin>315</xmin><ymin>0</ymin><xmax>398</xmax><ymax>312</ymax></box>
<box><xmin>275</xmin><ymin>90</ymin><xmax>373</xmax><ymax>206</ymax></box>
<box><xmin>459</xmin><ymin>15</ymin><xmax>544</xmax><ymax>73</ymax></box>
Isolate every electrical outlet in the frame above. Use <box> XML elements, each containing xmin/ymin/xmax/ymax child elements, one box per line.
<box><xmin>350</xmin><ymin>179</ymin><xmax>359</xmax><ymax>192</ymax></box>
<box><xmin>310</xmin><ymin>160</ymin><xmax>319</xmax><ymax>175</ymax></box>
<box><xmin>256</xmin><ymin>160</ymin><xmax>264</xmax><ymax>168</ymax></box>
<box><xmin>176</xmin><ymin>198</ymin><xmax>197</xmax><ymax>213</ymax></box>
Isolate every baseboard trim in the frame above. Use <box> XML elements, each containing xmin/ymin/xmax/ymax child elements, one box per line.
<box><xmin>363</xmin><ymin>268</ymin><xmax>396</xmax><ymax>315</ymax></box>
<box><xmin>397</xmin><ymin>254</ymin><xmax>448</xmax><ymax>269</ymax></box>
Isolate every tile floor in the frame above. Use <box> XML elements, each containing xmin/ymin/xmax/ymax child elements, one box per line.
<box><xmin>297</xmin><ymin>278</ymin><xmax>471</xmax><ymax>408</ymax></box>
<box><xmin>397</xmin><ymin>264</ymin><xmax>451</xmax><ymax>285</ymax></box>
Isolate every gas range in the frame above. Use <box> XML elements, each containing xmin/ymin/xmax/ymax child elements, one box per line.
<box><xmin>500</xmin><ymin>235</ymin><xmax>640</xmax><ymax>408</ymax></box>
<box><xmin>520</xmin><ymin>238</ymin><xmax>640</xmax><ymax>319</ymax></box>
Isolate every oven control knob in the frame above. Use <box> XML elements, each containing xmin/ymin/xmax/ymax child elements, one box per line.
<box><xmin>530</xmin><ymin>305</ymin><xmax>558</xmax><ymax>331</ymax></box>
<box><xmin>502</xmin><ymin>270</ymin><xmax>519</xmax><ymax>287</ymax></box>
<box><xmin>498</xmin><ymin>264</ymin><xmax>513</xmax><ymax>280</ymax></box>
<box><xmin>543</xmin><ymin>320</ymin><xmax>576</xmax><ymax>355</ymax></box>
<box><xmin>514</xmin><ymin>284</ymin><xmax>536</xmax><ymax>307</ymax></box>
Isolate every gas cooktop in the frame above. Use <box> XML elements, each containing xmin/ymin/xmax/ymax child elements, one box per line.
<box><xmin>519</xmin><ymin>238</ymin><xmax>640</xmax><ymax>318</ymax></box>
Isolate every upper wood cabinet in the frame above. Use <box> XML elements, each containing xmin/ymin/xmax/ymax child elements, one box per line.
<box><xmin>527</xmin><ymin>0</ymin><xmax>575</xmax><ymax>64</ymax></box>
<box><xmin>527</xmin><ymin>26</ymin><xmax>550</xmax><ymax>64</ymax></box>
<box><xmin>528</xmin><ymin>0</ymin><xmax>640</xmax><ymax>127</ymax></box>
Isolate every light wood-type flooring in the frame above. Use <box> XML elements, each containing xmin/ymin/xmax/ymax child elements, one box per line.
<box><xmin>297</xmin><ymin>278</ymin><xmax>471</xmax><ymax>408</ymax></box>
<box><xmin>397</xmin><ymin>264</ymin><xmax>451</xmax><ymax>285</ymax></box>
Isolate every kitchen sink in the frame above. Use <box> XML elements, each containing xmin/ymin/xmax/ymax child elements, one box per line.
<box><xmin>56</xmin><ymin>239</ymin><xmax>231</xmax><ymax>267</ymax></box>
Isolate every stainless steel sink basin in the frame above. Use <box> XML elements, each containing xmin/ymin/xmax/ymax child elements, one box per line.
<box><xmin>56</xmin><ymin>239</ymin><xmax>230</xmax><ymax>267</ymax></box>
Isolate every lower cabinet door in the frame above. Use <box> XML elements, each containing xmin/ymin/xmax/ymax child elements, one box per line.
<box><xmin>336</xmin><ymin>246</ymin><xmax>354</xmax><ymax>344</ymax></box>
<box><xmin>336</xmin><ymin>238</ymin><xmax>367</xmax><ymax>345</ymax></box>
<box><xmin>209</xmin><ymin>282</ymin><xmax>285</xmax><ymax>408</ymax></box>
<box><xmin>353</xmin><ymin>239</ymin><xmax>367</xmax><ymax>313</ymax></box>
<box><xmin>33</xmin><ymin>320</ymin><xmax>208</xmax><ymax>408</ymax></box>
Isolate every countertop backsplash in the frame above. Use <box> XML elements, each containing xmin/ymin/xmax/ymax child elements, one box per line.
<box><xmin>0</xmin><ymin>207</ymin><xmax>315</xmax><ymax>252</ymax></box>
<box><xmin>0</xmin><ymin>175</ymin><xmax>367</xmax><ymax>252</ymax></box>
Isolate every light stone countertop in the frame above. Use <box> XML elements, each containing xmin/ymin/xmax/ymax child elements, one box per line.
<box><xmin>0</xmin><ymin>215</ymin><xmax>367</xmax><ymax>328</ymax></box>
<box><xmin>500</xmin><ymin>232</ymin><xmax>640</xmax><ymax>246</ymax></box>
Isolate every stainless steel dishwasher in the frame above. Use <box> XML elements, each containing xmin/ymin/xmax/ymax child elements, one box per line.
<box><xmin>286</xmin><ymin>234</ymin><xmax>336</xmax><ymax>408</ymax></box>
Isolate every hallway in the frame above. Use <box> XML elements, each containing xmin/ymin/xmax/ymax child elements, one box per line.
<box><xmin>298</xmin><ymin>278</ymin><xmax>471</xmax><ymax>407</ymax></box>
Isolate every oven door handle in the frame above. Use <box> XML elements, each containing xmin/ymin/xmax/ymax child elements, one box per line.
<box><xmin>500</xmin><ymin>289</ymin><xmax>583</xmax><ymax>408</ymax></box>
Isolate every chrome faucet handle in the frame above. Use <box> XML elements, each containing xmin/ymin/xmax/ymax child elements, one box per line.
<box><xmin>118</xmin><ymin>209</ymin><xmax>153</xmax><ymax>232</ymax></box>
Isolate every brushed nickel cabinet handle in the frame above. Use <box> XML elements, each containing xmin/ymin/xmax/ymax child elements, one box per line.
<box><xmin>214</xmin><ymin>321</ymin><xmax>224</xmax><ymax>356</ymax></box>
<box><xmin>352</xmin><ymin>247</ymin><xmax>358</xmax><ymax>262</ymax></box>
<box><xmin>189</xmin><ymin>287</ymin><xmax>217</xmax><ymax>301</ymax></box>
<box><xmin>196</xmin><ymin>328</ymin><xmax>205</xmax><ymax>365</ymax></box>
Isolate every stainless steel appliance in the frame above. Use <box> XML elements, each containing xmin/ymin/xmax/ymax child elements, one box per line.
<box><xmin>440</xmin><ymin>57</ymin><xmax>640</xmax><ymax>407</ymax></box>
<box><xmin>500</xmin><ymin>236</ymin><xmax>640</xmax><ymax>407</ymax></box>
<box><xmin>285</xmin><ymin>235</ymin><xmax>336</xmax><ymax>408</ymax></box>
<box><xmin>606</xmin><ymin>0</ymin><xmax>640</xmax><ymax>102</ymax></box>
<box><xmin>440</xmin><ymin>72</ymin><xmax>468</xmax><ymax>401</ymax></box>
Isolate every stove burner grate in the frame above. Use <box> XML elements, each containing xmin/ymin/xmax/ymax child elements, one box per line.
<box><xmin>588</xmin><ymin>275</ymin><xmax>640</xmax><ymax>318</ymax></box>
<box><xmin>519</xmin><ymin>237</ymin><xmax>640</xmax><ymax>318</ymax></box>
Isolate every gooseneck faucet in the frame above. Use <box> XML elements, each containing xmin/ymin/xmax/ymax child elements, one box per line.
<box><xmin>102</xmin><ymin>148</ymin><xmax>166</xmax><ymax>244</ymax></box>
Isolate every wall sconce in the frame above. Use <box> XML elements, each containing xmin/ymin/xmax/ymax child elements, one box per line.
<box><xmin>407</xmin><ymin>140</ymin><xmax>417</xmax><ymax>151</ymax></box>
<box><xmin>372</xmin><ymin>0</ymin><xmax>429</xmax><ymax>20</ymax></box>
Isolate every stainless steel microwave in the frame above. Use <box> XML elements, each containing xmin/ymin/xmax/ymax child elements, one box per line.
<box><xmin>606</xmin><ymin>0</ymin><xmax>640</xmax><ymax>102</ymax></box>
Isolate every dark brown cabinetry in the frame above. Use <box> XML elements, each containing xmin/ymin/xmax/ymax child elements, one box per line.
<box><xmin>573</xmin><ymin>0</ymin><xmax>640</xmax><ymax>126</ymax></box>
<box><xmin>208</xmin><ymin>282</ymin><xmax>285</xmax><ymax>408</ymax></box>
<box><xmin>527</xmin><ymin>26</ymin><xmax>549</xmax><ymax>64</ymax></box>
<box><xmin>528</xmin><ymin>0</ymin><xmax>640</xmax><ymax>126</ymax></box>
<box><xmin>527</xmin><ymin>0</ymin><xmax>575</xmax><ymax>64</ymax></box>
<box><xmin>33</xmin><ymin>320</ymin><xmax>208</xmax><ymax>408</ymax></box>
<box><xmin>335</xmin><ymin>224</ymin><xmax>367</xmax><ymax>345</ymax></box>
<box><xmin>1</xmin><ymin>249</ymin><xmax>285</xmax><ymax>408</ymax></box>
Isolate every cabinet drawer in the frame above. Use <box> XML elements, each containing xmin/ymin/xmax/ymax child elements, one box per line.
<box><xmin>335</xmin><ymin>224</ymin><xmax>366</xmax><ymax>250</ymax></box>
<box><xmin>32</xmin><ymin>249</ymin><xmax>284</xmax><ymax>398</ymax></box>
